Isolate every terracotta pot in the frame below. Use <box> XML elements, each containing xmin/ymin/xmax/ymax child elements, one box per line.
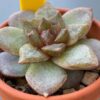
<box><xmin>0</xmin><ymin>9</ymin><xmax>100</xmax><ymax>100</ymax></box>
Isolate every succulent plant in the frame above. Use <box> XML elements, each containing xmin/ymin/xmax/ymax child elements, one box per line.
<box><xmin>0</xmin><ymin>2</ymin><xmax>99</xmax><ymax>97</ymax></box>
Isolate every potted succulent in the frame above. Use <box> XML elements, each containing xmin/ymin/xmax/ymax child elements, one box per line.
<box><xmin>0</xmin><ymin>2</ymin><xmax>100</xmax><ymax>100</ymax></box>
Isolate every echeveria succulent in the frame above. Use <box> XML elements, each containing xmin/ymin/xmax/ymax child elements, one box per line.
<box><xmin>0</xmin><ymin>2</ymin><xmax>99</xmax><ymax>97</ymax></box>
<box><xmin>8</xmin><ymin>11</ymin><xmax>35</xmax><ymax>29</ymax></box>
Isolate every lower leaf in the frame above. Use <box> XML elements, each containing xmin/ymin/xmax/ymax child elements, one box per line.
<box><xmin>25</xmin><ymin>61</ymin><xmax>67</xmax><ymax>97</ymax></box>
<box><xmin>0</xmin><ymin>52</ymin><xmax>29</xmax><ymax>77</ymax></box>
<box><xmin>53</xmin><ymin>44</ymin><xmax>98</xmax><ymax>70</ymax></box>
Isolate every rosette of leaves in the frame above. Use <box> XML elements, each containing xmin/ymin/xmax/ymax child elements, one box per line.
<box><xmin>0</xmin><ymin>2</ymin><xmax>99</xmax><ymax>97</ymax></box>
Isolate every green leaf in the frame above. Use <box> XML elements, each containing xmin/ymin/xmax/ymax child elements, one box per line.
<box><xmin>28</xmin><ymin>29</ymin><xmax>43</xmax><ymax>48</ymax></box>
<box><xmin>38</xmin><ymin>18</ymin><xmax>52</xmax><ymax>32</ymax></box>
<box><xmin>8</xmin><ymin>11</ymin><xmax>35</xmax><ymax>29</ymax></box>
<box><xmin>41</xmin><ymin>30</ymin><xmax>54</xmax><ymax>45</ymax></box>
<box><xmin>62</xmin><ymin>7</ymin><xmax>93</xmax><ymax>45</ymax></box>
<box><xmin>0</xmin><ymin>27</ymin><xmax>28</xmax><ymax>55</ymax></box>
<box><xmin>19</xmin><ymin>44</ymin><xmax>49</xmax><ymax>64</ymax></box>
<box><xmin>62</xmin><ymin>70</ymin><xmax>84</xmax><ymax>89</ymax></box>
<box><xmin>25</xmin><ymin>61</ymin><xmax>67</xmax><ymax>97</ymax></box>
<box><xmin>50</xmin><ymin>23</ymin><xmax>61</xmax><ymax>35</ymax></box>
<box><xmin>66</xmin><ymin>24</ymin><xmax>90</xmax><ymax>45</ymax></box>
<box><xmin>53</xmin><ymin>44</ymin><xmax>98</xmax><ymax>70</ymax></box>
<box><xmin>23</xmin><ymin>19</ymin><xmax>41</xmax><ymax>34</ymax></box>
<box><xmin>55</xmin><ymin>28</ymin><xmax>69</xmax><ymax>43</ymax></box>
<box><xmin>49</xmin><ymin>13</ymin><xmax>65</xmax><ymax>28</ymax></box>
<box><xmin>79</xmin><ymin>39</ymin><xmax>100</xmax><ymax>65</ymax></box>
<box><xmin>63</xmin><ymin>7</ymin><xmax>93</xmax><ymax>25</ymax></box>
<box><xmin>35</xmin><ymin>2</ymin><xmax>58</xmax><ymax>19</ymax></box>
<box><xmin>42</xmin><ymin>43</ymin><xmax>66</xmax><ymax>56</ymax></box>
<box><xmin>0</xmin><ymin>52</ymin><xmax>28</xmax><ymax>77</ymax></box>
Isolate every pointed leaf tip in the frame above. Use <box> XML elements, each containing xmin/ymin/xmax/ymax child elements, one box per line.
<box><xmin>0</xmin><ymin>27</ymin><xmax>28</xmax><ymax>55</ymax></box>
<box><xmin>28</xmin><ymin>29</ymin><xmax>43</xmax><ymax>48</ymax></box>
<box><xmin>42</xmin><ymin>43</ymin><xmax>66</xmax><ymax>56</ymax></box>
<box><xmin>19</xmin><ymin>44</ymin><xmax>49</xmax><ymax>64</ymax></box>
<box><xmin>55</xmin><ymin>28</ymin><xmax>69</xmax><ymax>43</ymax></box>
<box><xmin>35</xmin><ymin>2</ymin><xmax>58</xmax><ymax>19</ymax></box>
<box><xmin>53</xmin><ymin>44</ymin><xmax>98</xmax><ymax>70</ymax></box>
<box><xmin>25</xmin><ymin>61</ymin><xmax>67</xmax><ymax>96</ymax></box>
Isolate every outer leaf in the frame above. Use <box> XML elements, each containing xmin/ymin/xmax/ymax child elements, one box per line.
<box><xmin>0</xmin><ymin>52</ymin><xmax>28</xmax><ymax>77</ymax></box>
<box><xmin>55</xmin><ymin>28</ymin><xmax>69</xmax><ymax>43</ymax></box>
<box><xmin>63</xmin><ymin>7</ymin><xmax>93</xmax><ymax>26</ymax></box>
<box><xmin>62</xmin><ymin>7</ymin><xmax>93</xmax><ymax>45</ymax></box>
<box><xmin>19</xmin><ymin>44</ymin><xmax>49</xmax><ymax>64</ymax></box>
<box><xmin>53</xmin><ymin>44</ymin><xmax>98</xmax><ymax>70</ymax></box>
<box><xmin>0</xmin><ymin>27</ymin><xmax>28</xmax><ymax>55</ymax></box>
<box><xmin>35</xmin><ymin>2</ymin><xmax>58</xmax><ymax>19</ymax></box>
<box><xmin>79</xmin><ymin>39</ymin><xmax>100</xmax><ymax>69</ymax></box>
<box><xmin>41</xmin><ymin>43</ymin><xmax>66</xmax><ymax>56</ymax></box>
<box><xmin>23</xmin><ymin>19</ymin><xmax>41</xmax><ymax>34</ymax></box>
<box><xmin>66</xmin><ymin>24</ymin><xmax>89</xmax><ymax>45</ymax></box>
<box><xmin>25</xmin><ymin>61</ymin><xmax>67</xmax><ymax>97</ymax></box>
<box><xmin>8</xmin><ymin>11</ymin><xmax>35</xmax><ymax>29</ymax></box>
<box><xmin>62</xmin><ymin>70</ymin><xmax>84</xmax><ymax>89</ymax></box>
<box><xmin>28</xmin><ymin>29</ymin><xmax>43</xmax><ymax>48</ymax></box>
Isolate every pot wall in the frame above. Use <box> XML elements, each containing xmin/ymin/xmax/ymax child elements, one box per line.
<box><xmin>0</xmin><ymin>9</ymin><xmax>100</xmax><ymax>100</ymax></box>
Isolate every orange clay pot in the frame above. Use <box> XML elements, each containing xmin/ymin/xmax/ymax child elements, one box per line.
<box><xmin>0</xmin><ymin>9</ymin><xmax>100</xmax><ymax>100</ymax></box>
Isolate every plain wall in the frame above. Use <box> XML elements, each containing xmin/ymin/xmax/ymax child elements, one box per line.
<box><xmin>0</xmin><ymin>0</ymin><xmax>100</xmax><ymax>23</ymax></box>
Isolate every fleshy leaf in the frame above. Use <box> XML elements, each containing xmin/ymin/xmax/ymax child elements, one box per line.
<box><xmin>19</xmin><ymin>44</ymin><xmax>49</xmax><ymax>64</ymax></box>
<box><xmin>53</xmin><ymin>44</ymin><xmax>98</xmax><ymax>70</ymax></box>
<box><xmin>25</xmin><ymin>61</ymin><xmax>67</xmax><ymax>97</ymax></box>
<box><xmin>62</xmin><ymin>7</ymin><xmax>93</xmax><ymax>45</ymax></box>
<box><xmin>63</xmin><ymin>7</ymin><xmax>93</xmax><ymax>26</ymax></box>
<box><xmin>38</xmin><ymin>18</ymin><xmax>52</xmax><ymax>32</ymax></box>
<box><xmin>28</xmin><ymin>29</ymin><xmax>43</xmax><ymax>48</ymax></box>
<box><xmin>0</xmin><ymin>52</ymin><xmax>28</xmax><ymax>77</ymax></box>
<box><xmin>0</xmin><ymin>27</ymin><xmax>28</xmax><ymax>55</ymax></box>
<box><xmin>50</xmin><ymin>23</ymin><xmax>61</xmax><ymax>35</ymax></box>
<box><xmin>35</xmin><ymin>2</ymin><xmax>58</xmax><ymax>19</ymax></box>
<box><xmin>79</xmin><ymin>39</ymin><xmax>100</xmax><ymax>69</ymax></box>
<box><xmin>8</xmin><ymin>11</ymin><xmax>35</xmax><ymax>29</ymax></box>
<box><xmin>49</xmin><ymin>13</ymin><xmax>65</xmax><ymax>28</ymax></box>
<box><xmin>23</xmin><ymin>19</ymin><xmax>41</xmax><ymax>34</ymax></box>
<box><xmin>55</xmin><ymin>28</ymin><xmax>69</xmax><ymax>43</ymax></box>
<box><xmin>62</xmin><ymin>70</ymin><xmax>84</xmax><ymax>89</ymax></box>
<box><xmin>42</xmin><ymin>43</ymin><xmax>66</xmax><ymax>56</ymax></box>
<box><xmin>41</xmin><ymin>30</ymin><xmax>54</xmax><ymax>45</ymax></box>
<box><xmin>66</xmin><ymin>24</ymin><xmax>89</xmax><ymax>45</ymax></box>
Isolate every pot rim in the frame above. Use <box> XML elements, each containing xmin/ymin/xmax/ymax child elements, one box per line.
<box><xmin>0</xmin><ymin>8</ymin><xmax>100</xmax><ymax>100</ymax></box>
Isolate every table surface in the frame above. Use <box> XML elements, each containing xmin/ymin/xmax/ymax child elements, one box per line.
<box><xmin>0</xmin><ymin>0</ymin><xmax>100</xmax><ymax>23</ymax></box>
